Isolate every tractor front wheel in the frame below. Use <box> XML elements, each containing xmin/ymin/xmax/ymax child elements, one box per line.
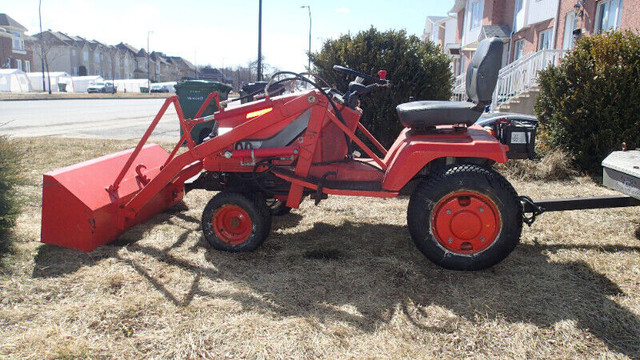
<box><xmin>202</xmin><ymin>192</ymin><xmax>272</xmax><ymax>252</ymax></box>
<box><xmin>407</xmin><ymin>164</ymin><xmax>522</xmax><ymax>270</ymax></box>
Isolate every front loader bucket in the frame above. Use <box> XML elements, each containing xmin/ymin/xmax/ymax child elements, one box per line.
<box><xmin>41</xmin><ymin>144</ymin><xmax>184</xmax><ymax>252</ymax></box>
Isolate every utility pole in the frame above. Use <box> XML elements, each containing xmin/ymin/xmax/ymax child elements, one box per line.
<box><xmin>147</xmin><ymin>30</ymin><xmax>153</xmax><ymax>94</ymax></box>
<box><xmin>257</xmin><ymin>0</ymin><xmax>262</xmax><ymax>81</ymax></box>
<box><xmin>38</xmin><ymin>0</ymin><xmax>47</xmax><ymax>93</ymax></box>
<box><xmin>301</xmin><ymin>5</ymin><xmax>311</xmax><ymax>72</ymax></box>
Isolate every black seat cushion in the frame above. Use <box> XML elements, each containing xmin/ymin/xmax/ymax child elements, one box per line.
<box><xmin>396</xmin><ymin>101</ymin><xmax>483</xmax><ymax>128</ymax></box>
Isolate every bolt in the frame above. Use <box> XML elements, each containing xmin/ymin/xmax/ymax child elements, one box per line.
<box><xmin>480</xmin><ymin>237</ymin><xmax>485</xmax><ymax>242</ymax></box>
<box><xmin>448</xmin><ymin>238</ymin><xmax>453</xmax><ymax>244</ymax></box>
<box><xmin>479</xmin><ymin>207</ymin><xmax>484</xmax><ymax>213</ymax></box>
<box><xmin>446</xmin><ymin>209</ymin><xmax>452</xmax><ymax>215</ymax></box>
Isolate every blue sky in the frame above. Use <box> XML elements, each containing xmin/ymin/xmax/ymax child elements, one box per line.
<box><xmin>6</xmin><ymin>0</ymin><xmax>455</xmax><ymax>72</ymax></box>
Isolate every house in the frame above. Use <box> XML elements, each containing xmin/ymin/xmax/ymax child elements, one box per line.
<box><xmin>558</xmin><ymin>0</ymin><xmax>629</xmax><ymax>51</ymax></box>
<box><xmin>0</xmin><ymin>14</ymin><xmax>33</xmax><ymax>72</ymax></box>
<box><xmin>423</xmin><ymin>15</ymin><xmax>460</xmax><ymax>73</ymax></box>
<box><xmin>115</xmin><ymin>43</ymin><xmax>139</xmax><ymax>79</ymax></box>
<box><xmin>199</xmin><ymin>66</ymin><xmax>225</xmax><ymax>82</ymax></box>
<box><xmin>438</xmin><ymin>0</ymin><xmax>638</xmax><ymax>113</ymax></box>
<box><xmin>168</xmin><ymin>56</ymin><xmax>197</xmax><ymax>80</ymax></box>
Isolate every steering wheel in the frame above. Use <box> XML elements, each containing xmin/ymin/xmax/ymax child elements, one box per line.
<box><xmin>333</xmin><ymin>65</ymin><xmax>387</xmax><ymax>84</ymax></box>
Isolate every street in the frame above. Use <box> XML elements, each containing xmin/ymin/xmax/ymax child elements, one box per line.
<box><xmin>0</xmin><ymin>99</ymin><xmax>180</xmax><ymax>142</ymax></box>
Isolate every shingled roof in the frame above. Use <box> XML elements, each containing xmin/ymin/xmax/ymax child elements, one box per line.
<box><xmin>0</xmin><ymin>14</ymin><xmax>27</xmax><ymax>32</ymax></box>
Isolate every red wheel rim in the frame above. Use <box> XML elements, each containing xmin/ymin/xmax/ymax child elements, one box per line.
<box><xmin>431</xmin><ymin>191</ymin><xmax>501</xmax><ymax>255</ymax></box>
<box><xmin>212</xmin><ymin>205</ymin><xmax>253</xmax><ymax>245</ymax></box>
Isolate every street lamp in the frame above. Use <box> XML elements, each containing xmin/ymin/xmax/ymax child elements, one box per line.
<box><xmin>300</xmin><ymin>5</ymin><xmax>311</xmax><ymax>72</ymax></box>
<box><xmin>257</xmin><ymin>0</ymin><xmax>263</xmax><ymax>81</ymax></box>
<box><xmin>147</xmin><ymin>30</ymin><xmax>153</xmax><ymax>94</ymax></box>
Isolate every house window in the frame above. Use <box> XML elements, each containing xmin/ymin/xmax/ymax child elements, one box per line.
<box><xmin>563</xmin><ymin>11</ymin><xmax>578</xmax><ymax>49</ymax></box>
<box><xmin>12</xmin><ymin>33</ymin><xmax>25</xmax><ymax>51</ymax></box>
<box><xmin>72</xmin><ymin>49</ymin><xmax>76</xmax><ymax>57</ymax></box>
<box><xmin>125</xmin><ymin>57</ymin><xmax>129</xmax><ymax>67</ymax></box>
<box><xmin>16</xmin><ymin>59</ymin><xmax>22</xmax><ymax>71</ymax></box>
<box><xmin>514</xmin><ymin>0</ymin><xmax>524</xmax><ymax>30</ymax></box>
<box><xmin>595</xmin><ymin>0</ymin><xmax>623</xmax><ymax>33</ymax></box>
<box><xmin>25</xmin><ymin>60</ymin><xmax>30</xmax><ymax>72</ymax></box>
<box><xmin>513</xmin><ymin>39</ymin><xmax>525</xmax><ymax>61</ymax></box>
<box><xmin>95</xmin><ymin>52</ymin><xmax>99</xmax><ymax>62</ymax></box>
<box><xmin>538</xmin><ymin>29</ymin><xmax>553</xmax><ymax>50</ymax></box>
<box><xmin>470</xmin><ymin>1</ymin><xmax>482</xmax><ymax>29</ymax></box>
<box><xmin>83</xmin><ymin>49</ymin><xmax>88</xmax><ymax>62</ymax></box>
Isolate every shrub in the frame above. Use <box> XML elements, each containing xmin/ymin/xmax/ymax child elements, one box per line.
<box><xmin>0</xmin><ymin>135</ymin><xmax>21</xmax><ymax>254</ymax></box>
<box><xmin>535</xmin><ymin>30</ymin><xmax>640</xmax><ymax>174</ymax></box>
<box><xmin>311</xmin><ymin>27</ymin><xmax>453</xmax><ymax>147</ymax></box>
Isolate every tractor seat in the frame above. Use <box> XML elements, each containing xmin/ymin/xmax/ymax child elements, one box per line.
<box><xmin>396</xmin><ymin>37</ymin><xmax>503</xmax><ymax>130</ymax></box>
<box><xmin>396</xmin><ymin>101</ymin><xmax>483</xmax><ymax>128</ymax></box>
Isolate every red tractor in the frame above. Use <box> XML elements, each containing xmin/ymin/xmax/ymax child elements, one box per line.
<box><xmin>40</xmin><ymin>38</ymin><xmax>537</xmax><ymax>270</ymax></box>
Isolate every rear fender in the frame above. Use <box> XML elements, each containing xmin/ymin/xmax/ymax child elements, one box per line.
<box><xmin>381</xmin><ymin>127</ymin><xmax>508</xmax><ymax>192</ymax></box>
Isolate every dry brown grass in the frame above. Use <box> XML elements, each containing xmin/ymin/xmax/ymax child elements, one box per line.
<box><xmin>1</xmin><ymin>137</ymin><xmax>639</xmax><ymax>359</ymax></box>
<box><xmin>499</xmin><ymin>149</ymin><xmax>579</xmax><ymax>181</ymax></box>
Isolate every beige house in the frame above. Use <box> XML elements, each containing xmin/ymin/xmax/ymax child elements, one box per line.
<box><xmin>31</xmin><ymin>30</ymin><xmax>201</xmax><ymax>86</ymax></box>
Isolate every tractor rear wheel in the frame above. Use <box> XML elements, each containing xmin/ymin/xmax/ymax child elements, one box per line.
<box><xmin>407</xmin><ymin>164</ymin><xmax>522</xmax><ymax>270</ymax></box>
<box><xmin>202</xmin><ymin>191</ymin><xmax>272</xmax><ymax>252</ymax></box>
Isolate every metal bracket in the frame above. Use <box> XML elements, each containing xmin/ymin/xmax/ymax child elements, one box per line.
<box><xmin>520</xmin><ymin>195</ymin><xmax>544</xmax><ymax>226</ymax></box>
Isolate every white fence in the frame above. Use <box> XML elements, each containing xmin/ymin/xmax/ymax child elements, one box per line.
<box><xmin>451</xmin><ymin>49</ymin><xmax>568</xmax><ymax>111</ymax></box>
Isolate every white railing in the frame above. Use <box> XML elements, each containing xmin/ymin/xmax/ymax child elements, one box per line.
<box><xmin>452</xmin><ymin>73</ymin><xmax>466</xmax><ymax>102</ymax></box>
<box><xmin>490</xmin><ymin>49</ymin><xmax>567</xmax><ymax>111</ymax></box>
<box><xmin>451</xmin><ymin>49</ymin><xmax>567</xmax><ymax>111</ymax></box>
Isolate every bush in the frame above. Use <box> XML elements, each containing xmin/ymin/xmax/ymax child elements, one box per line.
<box><xmin>311</xmin><ymin>27</ymin><xmax>452</xmax><ymax>147</ymax></box>
<box><xmin>0</xmin><ymin>135</ymin><xmax>21</xmax><ymax>254</ymax></box>
<box><xmin>535</xmin><ymin>30</ymin><xmax>640</xmax><ymax>174</ymax></box>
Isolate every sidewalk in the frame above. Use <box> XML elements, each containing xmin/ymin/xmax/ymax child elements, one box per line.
<box><xmin>0</xmin><ymin>92</ymin><xmax>173</xmax><ymax>101</ymax></box>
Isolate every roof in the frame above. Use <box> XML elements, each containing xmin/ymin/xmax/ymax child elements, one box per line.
<box><xmin>0</xmin><ymin>14</ymin><xmax>27</xmax><ymax>32</ymax></box>
<box><xmin>117</xmin><ymin>42</ymin><xmax>140</xmax><ymax>55</ymax></box>
<box><xmin>449</xmin><ymin>0</ymin><xmax>466</xmax><ymax>14</ymax></box>
<box><xmin>481</xmin><ymin>25</ymin><xmax>511</xmax><ymax>40</ymax></box>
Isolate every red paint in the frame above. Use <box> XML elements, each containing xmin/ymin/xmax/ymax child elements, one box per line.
<box><xmin>213</xmin><ymin>205</ymin><xmax>252</xmax><ymax>245</ymax></box>
<box><xmin>431</xmin><ymin>191</ymin><xmax>501</xmax><ymax>255</ymax></box>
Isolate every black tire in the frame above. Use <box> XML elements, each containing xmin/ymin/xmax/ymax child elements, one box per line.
<box><xmin>266</xmin><ymin>198</ymin><xmax>291</xmax><ymax>216</ymax></box>
<box><xmin>201</xmin><ymin>191</ymin><xmax>272</xmax><ymax>252</ymax></box>
<box><xmin>407</xmin><ymin>164</ymin><xmax>522</xmax><ymax>271</ymax></box>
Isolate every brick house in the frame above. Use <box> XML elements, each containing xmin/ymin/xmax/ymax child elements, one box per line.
<box><xmin>557</xmin><ymin>0</ymin><xmax>633</xmax><ymax>51</ymax></box>
<box><xmin>0</xmin><ymin>14</ymin><xmax>33</xmax><ymax>72</ymax></box>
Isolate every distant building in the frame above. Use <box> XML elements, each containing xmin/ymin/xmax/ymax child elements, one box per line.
<box><xmin>199</xmin><ymin>66</ymin><xmax>224</xmax><ymax>82</ymax></box>
<box><xmin>0</xmin><ymin>13</ymin><xmax>33</xmax><ymax>72</ymax></box>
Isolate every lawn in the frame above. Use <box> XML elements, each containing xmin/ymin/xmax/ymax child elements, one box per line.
<box><xmin>1</xmin><ymin>137</ymin><xmax>639</xmax><ymax>359</ymax></box>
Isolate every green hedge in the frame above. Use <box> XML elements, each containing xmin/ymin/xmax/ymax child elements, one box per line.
<box><xmin>535</xmin><ymin>30</ymin><xmax>640</xmax><ymax>174</ymax></box>
<box><xmin>310</xmin><ymin>27</ymin><xmax>453</xmax><ymax>147</ymax></box>
<box><xmin>0</xmin><ymin>135</ymin><xmax>20</xmax><ymax>253</ymax></box>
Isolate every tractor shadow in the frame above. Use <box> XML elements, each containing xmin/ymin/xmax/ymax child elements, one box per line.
<box><xmin>33</xmin><ymin>219</ymin><xmax>640</xmax><ymax>358</ymax></box>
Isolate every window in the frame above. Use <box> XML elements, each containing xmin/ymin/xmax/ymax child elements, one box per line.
<box><xmin>513</xmin><ymin>0</ymin><xmax>524</xmax><ymax>31</ymax></box>
<box><xmin>95</xmin><ymin>52</ymin><xmax>99</xmax><ymax>62</ymax></box>
<box><xmin>25</xmin><ymin>60</ymin><xmax>30</xmax><ymax>72</ymax></box>
<box><xmin>125</xmin><ymin>57</ymin><xmax>129</xmax><ymax>67</ymax></box>
<box><xmin>563</xmin><ymin>11</ymin><xmax>578</xmax><ymax>49</ymax></box>
<box><xmin>595</xmin><ymin>0</ymin><xmax>623</xmax><ymax>33</ymax></box>
<box><xmin>513</xmin><ymin>39</ymin><xmax>525</xmax><ymax>61</ymax></box>
<box><xmin>538</xmin><ymin>29</ymin><xmax>553</xmax><ymax>50</ymax></box>
<box><xmin>16</xmin><ymin>59</ymin><xmax>22</xmax><ymax>71</ymax></box>
<box><xmin>470</xmin><ymin>1</ymin><xmax>482</xmax><ymax>29</ymax></box>
<box><xmin>83</xmin><ymin>49</ymin><xmax>88</xmax><ymax>62</ymax></box>
<box><xmin>72</xmin><ymin>49</ymin><xmax>76</xmax><ymax>57</ymax></box>
<box><xmin>12</xmin><ymin>32</ymin><xmax>24</xmax><ymax>51</ymax></box>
